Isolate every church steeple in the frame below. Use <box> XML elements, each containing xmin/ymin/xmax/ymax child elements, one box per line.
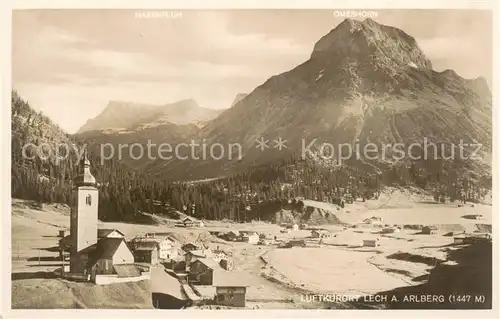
<box><xmin>70</xmin><ymin>147</ymin><xmax>99</xmax><ymax>271</ymax></box>
<box><xmin>74</xmin><ymin>148</ymin><xmax>96</xmax><ymax>187</ymax></box>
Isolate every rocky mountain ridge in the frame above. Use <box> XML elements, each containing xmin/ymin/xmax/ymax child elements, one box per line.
<box><xmin>144</xmin><ymin>18</ymin><xmax>491</xmax><ymax>181</ymax></box>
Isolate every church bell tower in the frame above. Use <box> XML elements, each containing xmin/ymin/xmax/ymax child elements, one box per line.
<box><xmin>70</xmin><ymin>149</ymin><xmax>98</xmax><ymax>273</ymax></box>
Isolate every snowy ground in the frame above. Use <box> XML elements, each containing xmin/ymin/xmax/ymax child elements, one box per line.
<box><xmin>10</xmin><ymin>188</ymin><xmax>493</xmax><ymax>309</ymax></box>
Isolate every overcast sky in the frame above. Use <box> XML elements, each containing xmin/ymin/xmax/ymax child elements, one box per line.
<box><xmin>12</xmin><ymin>9</ymin><xmax>492</xmax><ymax>133</ymax></box>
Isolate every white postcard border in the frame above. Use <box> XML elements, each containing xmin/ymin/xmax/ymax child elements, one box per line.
<box><xmin>1</xmin><ymin>1</ymin><xmax>498</xmax><ymax>319</ymax></box>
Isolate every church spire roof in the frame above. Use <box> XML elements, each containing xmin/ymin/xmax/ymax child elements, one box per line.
<box><xmin>74</xmin><ymin>148</ymin><xmax>96</xmax><ymax>187</ymax></box>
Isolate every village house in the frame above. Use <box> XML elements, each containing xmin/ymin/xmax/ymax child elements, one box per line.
<box><xmin>143</xmin><ymin>232</ymin><xmax>176</xmax><ymax>241</ymax></box>
<box><xmin>212</xmin><ymin>247</ymin><xmax>229</xmax><ymax>263</ymax></box>
<box><xmin>213</xmin><ymin>271</ymin><xmax>250</xmax><ymax>307</ymax></box>
<box><xmin>344</xmin><ymin>194</ymin><xmax>354</xmax><ymax>204</ymax></box>
<box><xmin>311</xmin><ymin>229</ymin><xmax>331</xmax><ymax>238</ymax></box>
<box><xmin>132</xmin><ymin>235</ymin><xmax>179</xmax><ymax>261</ymax></box>
<box><xmin>183</xmin><ymin>217</ymin><xmax>204</xmax><ymax>228</ymax></box>
<box><xmin>283</xmin><ymin>223</ymin><xmax>298</xmax><ymax>230</ymax></box>
<box><xmin>241</xmin><ymin>232</ymin><xmax>259</xmax><ymax>244</ymax></box>
<box><xmin>131</xmin><ymin>241</ymin><xmax>160</xmax><ymax>265</ymax></box>
<box><xmin>463</xmin><ymin>233</ymin><xmax>492</xmax><ymax>244</ymax></box>
<box><xmin>363</xmin><ymin>216</ymin><xmax>383</xmax><ymax>224</ymax></box>
<box><xmin>195</xmin><ymin>220</ymin><xmax>204</xmax><ymax>227</ymax></box>
<box><xmin>209</xmin><ymin>231</ymin><xmax>222</xmax><ymax>237</ymax></box>
<box><xmin>185</xmin><ymin>249</ymin><xmax>213</xmax><ymax>267</ymax></box>
<box><xmin>223</xmin><ymin>230</ymin><xmax>240</xmax><ymax>241</ymax></box>
<box><xmin>219</xmin><ymin>258</ymin><xmax>234</xmax><ymax>270</ymax></box>
<box><xmin>211</xmin><ymin>247</ymin><xmax>233</xmax><ymax>270</ymax></box>
<box><xmin>164</xmin><ymin>257</ymin><xmax>187</xmax><ymax>272</ymax></box>
<box><xmin>159</xmin><ymin>239</ymin><xmax>179</xmax><ymax>261</ymax></box>
<box><xmin>183</xmin><ymin>217</ymin><xmax>195</xmax><ymax>227</ymax></box>
<box><xmin>258</xmin><ymin>238</ymin><xmax>271</xmax><ymax>246</ymax></box>
<box><xmin>380</xmin><ymin>227</ymin><xmax>398</xmax><ymax>234</ymax></box>
<box><xmin>239</xmin><ymin>230</ymin><xmax>256</xmax><ymax>236</ymax></box>
<box><xmin>443</xmin><ymin>231</ymin><xmax>464</xmax><ymax>237</ymax></box>
<box><xmin>258</xmin><ymin>233</ymin><xmax>267</xmax><ymax>239</ymax></box>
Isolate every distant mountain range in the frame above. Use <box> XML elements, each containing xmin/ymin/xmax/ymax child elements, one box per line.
<box><xmin>74</xmin><ymin>99</ymin><xmax>228</xmax><ymax>170</ymax></box>
<box><xmin>77</xmin><ymin>99</ymin><xmax>224</xmax><ymax>134</ymax></box>
<box><xmin>65</xmin><ymin>18</ymin><xmax>492</xmax><ymax>183</ymax></box>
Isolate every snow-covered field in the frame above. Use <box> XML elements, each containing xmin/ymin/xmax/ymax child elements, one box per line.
<box><xmin>262</xmin><ymin>247</ymin><xmax>407</xmax><ymax>294</ymax></box>
<box><xmin>10</xmin><ymin>188</ymin><xmax>493</xmax><ymax>309</ymax></box>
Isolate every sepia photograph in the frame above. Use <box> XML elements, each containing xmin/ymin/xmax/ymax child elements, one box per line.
<box><xmin>4</xmin><ymin>4</ymin><xmax>496</xmax><ymax>314</ymax></box>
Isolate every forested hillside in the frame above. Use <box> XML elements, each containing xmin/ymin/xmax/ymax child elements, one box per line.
<box><xmin>11</xmin><ymin>90</ymin><xmax>159</xmax><ymax>223</ymax></box>
<box><xmin>11</xmin><ymin>90</ymin><xmax>491</xmax><ymax>224</ymax></box>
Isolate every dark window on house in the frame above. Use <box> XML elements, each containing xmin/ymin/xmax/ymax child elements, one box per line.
<box><xmin>86</xmin><ymin>194</ymin><xmax>92</xmax><ymax>206</ymax></box>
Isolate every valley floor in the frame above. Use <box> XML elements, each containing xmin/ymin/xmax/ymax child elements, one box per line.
<box><xmin>10</xmin><ymin>188</ymin><xmax>493</xmax><ymax>309</ymax></box>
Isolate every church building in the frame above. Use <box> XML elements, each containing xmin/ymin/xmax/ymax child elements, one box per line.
<box><xmin>69</xmin><ymin>149</ymin><xmax>100</xmax><ymax>273</ymax></box>
<box><xmin>67</xmin><ymin>150</ymin><xmax>136</xmax><ymax>280</ymax></box>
